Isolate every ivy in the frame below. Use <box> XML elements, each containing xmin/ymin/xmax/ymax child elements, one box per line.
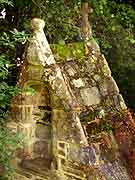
<box><xmin>0</xmin><ymin>1</ymin><xmax>31</xmax><ymax>175</ymax></box>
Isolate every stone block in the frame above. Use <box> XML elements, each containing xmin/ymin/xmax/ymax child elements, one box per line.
<box><xmin>80</xmin><ymin>87</ymin><xmax>101</xmax><ymax>106</ymax></box>
<box><xmin>18</xmin><ymin>122</ymin><xmax>35</xmax><ymax>140</ymax></box>
<box><xmin>100</xmin><ymin>77</ymin><xmax>119</xmax><ymax>96</ymax></box>
<box><xmin>27</xmin><ymin>65</ymin><xmax>44</xmax><ymax>80</ymax></box>
<box><xmin>11</xmin><ymin>105</ymin><xmax>33</xmax><ymax>123</ymax></box>
<box><xmin>35</xmin><ymin>124</ymin><xmax>51</xmax><ymax>139</ymax></box>
<box><xmin>72</xmin><ymin>78</ymin><xmax>85</xmax><ymax>88</ymax></box>
<box><xmin>101</xmin><ymin>54</ymin><xmax>111</xmax><ymax>77</ymax></box>
<box><xmin>113</xmin><ymin>94</ymin><xmax>127</xmax><ymax>110</ymax></box>
<box><xmin>69</xmin><ymin>144</ymin><xmax>80</xmax><ymax>162</ymax></box>
<box><xmin>94</xmin><ymin>74</ymin><xmax>101</xmax><ymax>82</ymax></box>
<box><xmin>10</xmin><ymin>106</ymin><xmax>23</xmax><ymax>121</ymax></box>
<box><xmin>118</xmin><ymin>94</ymin><xmax>127</xmax><ymax>110</ymax></box>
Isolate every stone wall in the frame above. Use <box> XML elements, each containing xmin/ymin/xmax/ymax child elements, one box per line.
<box><xmin>8</xmin><ymin>18</ymin><xmax>132</xmax><ymax>180</ymax></box>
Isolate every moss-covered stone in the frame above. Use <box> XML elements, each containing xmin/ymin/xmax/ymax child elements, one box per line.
<box><xmin>50</xmin><ymin>42</ymin><xmax>86</xmax><ymax>63</ymax></box>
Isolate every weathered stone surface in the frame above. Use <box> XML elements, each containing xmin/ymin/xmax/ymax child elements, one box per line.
<box><xmin>64</xmin><ymin>63</ymin><xmax>77</xmax><ymax>77</ymax></box>
<box><xmin>80</xmin><ymin>87</ymin><xmax>101</xmax><ymax>106</ymax></box>
<box><xmin>28</xmin><ymin>18</ymin><xmax>55</xmax><ymax>66</ymax></box>
<box><xmin>118</xmin><ymin>94</ymin><xmax>127</xmax><ymax>110</ymax></box>
<box><xmin>35</xmin><ymin>124</ymin><xmax>51</xmax><ymax>139</ymax></box>
<box><xmin>99</xmin><ymin>160</ymin><xmax>130</xmax><ymax>180</ymax></box>
<box><xmin>52</xmin><ymin>109</ymin><xmax>88</xmax><ymax>145</ymax></box>
<box><xmin>100</xmin><ymin>76</ymin><xmax>119</xmax><ymax>96</ymax></box>
<box><xmin>85</xmin><ymin>61</ymin><xmax>96</xmax><ymax>75</ymax></box>
<box><xmin>8</xmin><ymin>18</ymin><xmax>132</xmax><ymax>180</ymax></box>
<box><xmin>33</xmin><ymin>140</ymin><xmax>50</xmax><ymax>158</ymax></box>
<box><xmin>94</xmin><ymin>74</ymin><xmax>101</xmax><ymax>82</ymax></box>
<box><xmin>72</xmin><ymin>78</ymin><xmax>85</xmax><ymax>88</ymax></box>
<box><xmin>86</xmin><ymin>38</ymin><xmax>100</xmax><ymax>52</ymax></box>
<box><xmin>27</xmin><ymin>65</ymin><xmax>44</xmax><ymax>80</ymax></box>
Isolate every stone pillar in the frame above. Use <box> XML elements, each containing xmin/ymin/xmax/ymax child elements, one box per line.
<box><xmin>81</xmin><ymin>2</ymin><xmax>93</xmax><ymax>41</ymax></box>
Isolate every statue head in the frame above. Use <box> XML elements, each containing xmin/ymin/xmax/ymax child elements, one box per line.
<box><xmin>31</xmin><ymin>18</ymin><xmax>45</xmax><ymax>32</ymax></box>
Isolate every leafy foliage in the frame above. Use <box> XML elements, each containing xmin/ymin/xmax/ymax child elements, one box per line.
<box><xmin>0</xmin><ymin>32</ymin><xmax>24</xmax><ymax>178</ymax></box>
<box><xmin>0</xmin><ymin>127</ymin><xmax>23</xmax><ymax>179</ymax></box>
<box><xmin>0</xmin><ymin>0</ymin><xmax>13</xmax><ymax>6</ymax></box>
<box><xmin>90</xmin><ymin>0</ymin><xmax>135</xmax><ymax>109</ymax></box>
<box><xmin>0</xmin><ymin>1</ymin><xmax>33</xmax><ymax>176</ymax></box>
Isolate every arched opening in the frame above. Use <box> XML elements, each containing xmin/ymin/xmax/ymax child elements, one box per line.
<box><xmin>20</xmin><ymin>83</ymin><xmax>52</xmax><ymax>171</ymax></box>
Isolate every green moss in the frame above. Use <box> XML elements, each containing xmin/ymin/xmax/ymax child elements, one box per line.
<box><xmin>50</xmin><ymin>42</ymin><xmax>86</xmax><ymax>63</ymax></box>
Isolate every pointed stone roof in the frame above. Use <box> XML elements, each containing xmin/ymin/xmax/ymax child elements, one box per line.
<box><xmin>8</xmin><ymin>18</ymin><xmax>133</xmax><ymax>180</ymax></box>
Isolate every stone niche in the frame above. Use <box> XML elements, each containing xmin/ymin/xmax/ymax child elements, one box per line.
<box><xmin>26</xmin><ymin>84</ymin><xmax>52</xmax><ymax>169</ymax></box>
